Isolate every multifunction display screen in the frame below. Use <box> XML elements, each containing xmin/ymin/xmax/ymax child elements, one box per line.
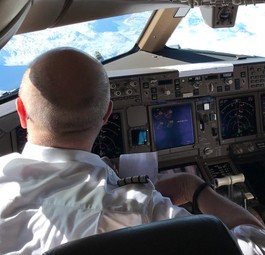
<box><xmin>219</xmin><ymin>95</ymin><xmax>257</xmax><ymax>140</ymax></box>
<box><xmin>92</xmin><ymin>112</ymin><xmax>124</xmax><ymax>158</ymax></box>
<box><xmin>151</xmin><ymin>103</ymin><xmax>194</xmax><ymax>151</ymax></box>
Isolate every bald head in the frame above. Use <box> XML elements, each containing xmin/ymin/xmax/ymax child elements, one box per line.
<box><xmin>18</xmin><ymin>47</ymin><xmax>111</xmax><ymax>149</ymax></box>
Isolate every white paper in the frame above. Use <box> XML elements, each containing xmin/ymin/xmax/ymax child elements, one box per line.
<box><xmin>119</xmin><ymin>152</ymin><xmax>158</xmax><ymax>183</ymax></box>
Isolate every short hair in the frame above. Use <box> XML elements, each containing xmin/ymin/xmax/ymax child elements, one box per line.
<box><xmin>19</xmin><ymin>48</ymin><xmax>110</xmax><ymax>135</ymax></box>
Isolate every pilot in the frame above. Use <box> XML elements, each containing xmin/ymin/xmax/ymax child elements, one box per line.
<box><xmin>0</xmin><ymin>47</ymin><xmax>264</xmax><ymax>254</ymax></box>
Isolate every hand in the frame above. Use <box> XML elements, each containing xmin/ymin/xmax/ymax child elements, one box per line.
<box><xmin>155</xmin><ymin>173</ymin><xmax>204</xmax><ymax>206</ymax></box>
<box><xmin>156</xmin><ymin>172</ymin><xmax>264</xmax><ymax>229</ymax></box>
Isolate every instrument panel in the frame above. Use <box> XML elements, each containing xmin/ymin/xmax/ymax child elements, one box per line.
<box><xmin>91</xmin><ymin>60</ymin><xmax>265</xmax><ymax>218</ymax></box>
<box><xmin>96</xmin><ymin>61</ymin><xmax>265</xmax><ymax>161</ymax></box>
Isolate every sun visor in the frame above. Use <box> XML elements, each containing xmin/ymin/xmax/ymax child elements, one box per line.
<box><xmin>16</xmin><ymin>0</ymin><xmax>67</xmax><ymax>34</ymax></box>
<box><xmin>0</xmin><ymin>0</ymin><xmax>32</xmax><ymax>49</ymax></box>
<box><xmin>49</xmin><ymin>0</ymin><xmax>186</xmax><ymax>28</ymax></box>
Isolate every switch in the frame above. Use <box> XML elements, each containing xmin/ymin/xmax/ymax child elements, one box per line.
<box><xmin>199</xmin><ymin>120</ymin><xmax>205</xmax><ymax>131</ymax></box>
<box><xmin>209</xmin><ymin>113</ymin><xmax>217</xmax><ymax>121</ymax></box>
<box><xmin>211</xmin><ymin>127</ymin><xmax>218</xmax><ymax>136</ymax></box>
<box><xmin>163</xmin><ymin>89</ymin><xmax>171</xmax><ymax>96</ymax></box>
<box><xmin>203</xmin><ymin>103</ymin><xmax>210</xmax><ymax>110</ymax></box>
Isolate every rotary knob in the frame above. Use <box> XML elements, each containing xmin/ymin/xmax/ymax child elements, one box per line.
<box><xmin>225</xmin><ymin>78</ymin><xmax>233</xmax><ymax>85</ymax></box>
<box><xmin>163</xmin><ymin>90</ymin><xmax>171</xmax><ymax>96</ymax></box>
<box><xmin>203</xmin><ymin>147</ymin><xmax>213</xmax><ymax>155</ymax></box>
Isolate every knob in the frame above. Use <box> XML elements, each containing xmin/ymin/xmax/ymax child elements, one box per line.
<box><xmin>150</xmin><ymin>79</ymin><xmax>157</xmax><ymax>85</ymax></box>
<box><xmin>114</xmin><ymin>91</ymin><xmax>121</xmax><ymax>97</ymax></box>
<box><xmin>110</xmin><ymin>83</ymin><xmax>116</xmax><ymax>89</ymax></box>
<box><xmin>203</xmin><ymin>147</ymin><xmax>213</xmax><ymax>155</ymax></box>
<box><xmin>214</xmin><ymin>176</ymin><xmax>231</xmax><ymax>188</ymax></box>
<box><xmin>247</xmin><ymin>145</ymin><xmax>255</xmax><ymax>152</ymax></box>
<box><xmin>126</xmin><ymin>89</ymin><xmax>133</xmax><ymax>95</ymax></box>
<box><xmin>193</xmin><ymin>82</ymin><xmax>200</xmax><ymax>89</ymax></box>
<box><xmin>130</xmin><ymin>81</ymin><xmax>137</xmax><ymax>87</ymax></box>
<box><xmin>230</xmin><ymin>173</ymin><xmax>245</xmax><ymax>185</ymax></box>
<box><xmin>163</xmin><ymin>90</ymin><xmax>171</xmax><ymax>96</ymax></box>
<box><xmin>225</xmin><ymin>78</ymin><xmax>233</xmax><ymax>85</ymax></box>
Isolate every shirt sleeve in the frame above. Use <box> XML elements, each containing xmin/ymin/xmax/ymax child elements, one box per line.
<box><xmin>148</xmin><ymin>188</ymin><xmax>191</xmax><ymax>221</ymax></box>
<box><xmin>231</xmin><ymin>224</ymin><xmax>265</xmax><ymax>255</ymax></box>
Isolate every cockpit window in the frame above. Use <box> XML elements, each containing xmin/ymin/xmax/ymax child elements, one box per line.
<box><xmin>0</xmin><ymin>11</ymin><xmax>152</xmax><ymax>99</ymax></box>
<box><xmin>1</xmin><ymin>5</ymin><xmax>265</xmax><ymax>101</ymax></box>
<box><xmin>166</xmin><ymin>5</ymin><xmax>265</xmax><ymax>57</ymax></box>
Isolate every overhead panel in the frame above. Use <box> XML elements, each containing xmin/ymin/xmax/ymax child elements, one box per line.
<box><xmin>52</xmin><ymin>0</ymin><xmax>180</xmax><ymax>28</ymax></box>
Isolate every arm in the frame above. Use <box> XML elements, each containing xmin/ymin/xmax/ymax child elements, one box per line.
<box><xmin>155</xmin><ymin>173</ymin><xmax>264</xmax><ymax>229</ymax></box>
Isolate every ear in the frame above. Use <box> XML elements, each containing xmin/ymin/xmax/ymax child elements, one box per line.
<box><xmin>103</xmin><ymin>100</ymin><xmax>113</xmax><ymax>125</ymax></box>
<box><xmin>16</xmin><ymin>97</ymin><xmax>27</xmax><ymax>129</ymax></box>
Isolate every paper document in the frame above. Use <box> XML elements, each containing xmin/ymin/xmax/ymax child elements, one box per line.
<box><xmin>119</xmin><ymin>152</ymin><xmax>158</xmax><ymax>183</ymax></box>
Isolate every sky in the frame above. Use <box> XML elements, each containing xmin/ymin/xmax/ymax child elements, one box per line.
<box><xmin>0</xmin><ymin>11</ymin><xmax>152</xmax><ymax>95</ymax></box>
<box><xmin>167</xmin><ymin>5</ymin><xmax>265</xmax><ymax>57</ymax></box>
<box><xmin>0</xmin><ymin>5</ymin><xmax>265</xmax><ymax>96</ymax></box>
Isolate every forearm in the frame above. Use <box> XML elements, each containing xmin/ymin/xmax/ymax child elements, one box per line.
<box><xmin>156</xmin><ymin>173</ymin><xmax>264</xmax><ymax>229</ymax></box>
<box><xmin>196</xmin><ymin>186</ymin><xmax>264</xmax><ymax>229</ymax></box>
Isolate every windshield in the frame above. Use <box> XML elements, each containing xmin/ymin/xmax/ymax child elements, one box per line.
<box><xmin>166</xmin><ymin>5</ymin><xmax>265</xmax><ymax>57</ymax></box>
<box><xmin>1</xmin><ymin>5</ymin><xmax>265</xmax><ymax>100</ymax></box>
<box><xmin>0</xmin><ymin>11</ymin><xmax>152</xmax><ymax>99</ymax></box>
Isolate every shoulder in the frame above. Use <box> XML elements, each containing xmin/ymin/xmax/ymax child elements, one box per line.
<box><xmin>0</xmin><ymin>152</ymin><xmax>21</xmax><ymax>165</ymax></box>
<box><xmin>0</xmin><ymin>153</ymin><xmax>22</xmax><ymax>177</ymax></box>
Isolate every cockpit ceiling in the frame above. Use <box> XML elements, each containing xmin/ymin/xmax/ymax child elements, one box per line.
<box><xmin>1</xmin><ymin>0</ymin><xmax>265</xmax><ymax>33</ymax></box>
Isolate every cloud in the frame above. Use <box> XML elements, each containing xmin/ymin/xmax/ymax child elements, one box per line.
<box><xmin>2</xmin><ymin>22</ymin><xmax>96</xmax><ymax>65</ymax></box>
<box><xmin>2</xmin><ymin>6</ymin><xmax>265</xmax><ymax>66</ymax></box>
<box><xmin>1</xmin><ymin>11</ymin><xmax>152</xmax><ymax>66</ymax></box>
<box><xmin>167</xmin><ymin>5</ymin><xmax>265</xmax><ymax>57</ymax></box>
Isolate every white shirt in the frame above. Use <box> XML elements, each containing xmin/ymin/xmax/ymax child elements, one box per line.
<box><xmin>0</xmin><ymin>143</ymin><xmax>264</xmax><ymax>255</ymax></box>
<box><xmin>0</xmin><ymin>143</ymin><xmax>189</xmax><ymax>254</ymax></box>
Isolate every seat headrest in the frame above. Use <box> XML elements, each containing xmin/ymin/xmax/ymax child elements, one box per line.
<box><xmin>43</xmin><ymin>215</ymin><xmax>242</xmax><ymax>255</ymax></box>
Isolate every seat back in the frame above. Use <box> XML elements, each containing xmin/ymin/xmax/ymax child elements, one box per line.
<box><xmin>43</xmin><ymin>215</ymin><xmax>242</xmax><ymax>255</ymax></box>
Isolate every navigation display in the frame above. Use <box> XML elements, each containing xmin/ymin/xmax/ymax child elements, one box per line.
<box><xmin>92</xmin><ymin>112</ymin><xmax>124</xmax><ymax>158</ymax></box>
<box><xmin>219</xmin><ymin>95</ymin><xmax>257</xmax><ymax>140</ymax></box>
<box><xmin>150</xmin><ymin>103</ymin><xmax>194</xmax><ymax>151</ymax></box>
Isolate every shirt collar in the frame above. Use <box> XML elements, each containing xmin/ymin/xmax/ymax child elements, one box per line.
<box><xmin>21</xmin><ymin>143</ymin><xmax>120</xmax><ymax>185</ymax></box>
<box><xmin>22</xmin><ymin>142</ymin><xmax>104</xmax><ymax>166</ymax></box>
